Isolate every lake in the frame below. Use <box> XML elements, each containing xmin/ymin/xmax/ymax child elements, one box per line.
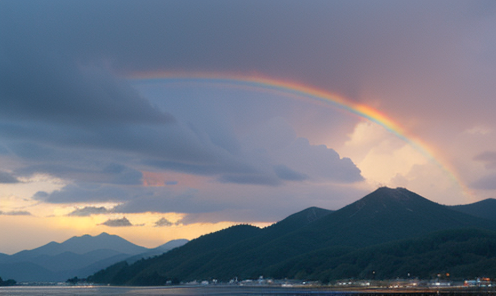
<box><xmin>0</xmin><ymin>286</ymin><xmax>492</xmax><ymax>295</ymax></box>
<box><xmin>0</xmin><ymin>286</ymin><xmax>345</xmax><ymax>295</ymax></box>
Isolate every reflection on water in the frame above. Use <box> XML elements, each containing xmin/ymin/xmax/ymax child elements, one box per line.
<box><xmin>0</xmin><ymin>286</ymin><xmax>346</xmax><ymax>296</ymax></box>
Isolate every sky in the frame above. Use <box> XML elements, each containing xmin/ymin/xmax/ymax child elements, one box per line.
<box><xmin>1</xmin><ymin>0</ymin><xmax>496</xmax><ymax>254</ymax></box>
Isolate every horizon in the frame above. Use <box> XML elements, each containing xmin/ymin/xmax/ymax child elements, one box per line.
<box><xmin>2</xmin><ymin>0</ymin><xmax>496</xmax><ymax>254</ymax></box>
<box><xmin>0</xmin><ymin>186</ymin><xmax>487</xmax><ymax>255</ymax></box>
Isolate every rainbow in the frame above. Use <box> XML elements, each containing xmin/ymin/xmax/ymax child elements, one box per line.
<box><xmin>127</xmin><ymin>72</ymin><xmax>469</xmax><ymax>198</ymax></box>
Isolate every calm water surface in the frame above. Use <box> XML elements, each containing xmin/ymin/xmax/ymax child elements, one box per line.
<box><xmin>0</xmin><ymin>286</ymin><xmax>354</xmax><ymax>296</ymax></box>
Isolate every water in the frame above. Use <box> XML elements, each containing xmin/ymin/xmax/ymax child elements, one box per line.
<box><xmin>0</xmin><ymin>286</ymin><xmax>353</xmax><ymax>296</ymax></box>
<box><xmin>1</xmin><ymin>286</ymin><xmax>494</xmax><ymax>295</ymax></box>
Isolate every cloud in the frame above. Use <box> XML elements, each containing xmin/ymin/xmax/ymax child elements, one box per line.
<box><xmin>100</xmin><ymin>217</ymin><xmax>133</xmax><ymax>227</ymax></box>
<box><xmin>0</xmin><ymin>171</ymin><xmax>19</xmax><ymax>184</ymax></box>
<box><xmin>154</xmin><ymin>217</ymin><xmax>173</xmax><ymax>227</ymax></box>
<box><xmin>242</xmin><ymin>118</ymin><xmax>363</xmax><ymax>184</ymax></box>
<box><xmin>2</xmin><ymin>0</ymin><xmax>494</xmax><ymax>222</ymax></box>
<box><xmin>273</xmin><ymin>165</ymin><xmax>308</xmax><ymax>181</ymax></box>
<box><xmin>277</xmin><ymin>137</ymin><xmax>363</xmax><ymax>183</ymax></box>
<box><xmin>111</xmin><ymin>188</ymin><xmax>222</xmax><ymax>214</ymax></box>
<box><xmin>17</xmin><ymin>163</ymin><xmax>143</xmax><ymax>185</ymax></box>
<box><xmin>33</xmin><ymin>184</ymin><xmax>135</xmax><ymax>204</ymax></box>
<box><xmin>0</xmin><ymin>210</ymin><xmax>31</xmax><ymax>216</ymax></box>
<box><xmin>0</xmin><ymin>37</ymin><xmax>173</xmax><ymax>126</ymax></box>
<box><xmin>471</xmin><ymin>174</ymin><xmax>496</xmax><ymax>190</ymax></box>
<box><xmin>67</xmin><ymin>206</ymin><xmax>109</xmax><ymax>217</ymax></box>
<box><xmin>474</xmin><ymin>151</ymin><xmax>496</xmax><ymax>169</ymax></box>
<box><xmin>218</xmin><ymin>173</ymin><xmax>281</xmax><ymax>186</ymax></box>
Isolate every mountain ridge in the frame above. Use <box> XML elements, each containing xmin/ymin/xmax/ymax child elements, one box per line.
<box><xmin>450</xmin><ymin>198</ymin><xmax>496</xmax><ymax>221</ymax></box>
<box><xmin>0</xmin><ymin>233</ymin><xmax>188</xmax><ymax>282</ymax></box>
<box><xmin>87</xmin><ymin>187</ymin><xmax>496</xmax><ymax>285</ymax></box>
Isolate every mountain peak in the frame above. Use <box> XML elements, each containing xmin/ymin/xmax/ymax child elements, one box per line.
<box><xmin>369</xmin><ymin>186</ymin><xmax>416</xmax><ymax>198</ymax></box>
<box><xmin>358</xmin><ymin>187</ymin><xmax>431</xmax><ymax>205</ymax></box>
<box><xmin>18</xmin><ymin>233</ymin><xmax>149</xmax><ymax>257</ymax></box>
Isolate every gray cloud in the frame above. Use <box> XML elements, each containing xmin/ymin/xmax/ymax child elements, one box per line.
<box><xmin>273</xmin><ymin>165</ymin><xmax>308</xmax><ymax>182</ymax></box>
<box><xmin>17</xmin><ymin>163</ymin><xmax>143</xmax><ymax>186</ymax></box>
<box><xmin>154</xmin><ymin>217</ymin><xmax>173</xmax><ymax>227</ymax></box>
<box><xmin>111</xmin><ymin>189</ymin><xmax>222</xmax><ymax>214</ymax></box>
<box><xmin>474</xmin><ymin>151</ymin><xmax>496</xmax><ymax>169</ymax></box>
<box><xmin>218</xmin><ymin>173</ymin><xmax>281</xmax><ymax>186</ymax></box>
<box><xmin>0</xmin><ymin>28</ymin><xmax>172</xmax><ymax>127</ymax></box>
<box><xmin>68</xmin><ymin>206</ymin><xmax>109</xmax><ymax>217</ymax></box>
<box><xmin>100</xmin><ymin>217</ymin><xmax>133</xmax><ymax>227</ymax></box>
<box><xmin>0</xmin><ymin>210</ymin><xmax>31</xmax><ymax>216</ymax></box>
<box><xmin>1</xmin><ymin>0</ymin><xmax>494</xmax><ymax>219</ymax></box>
<box><xmin>33</xmin><ymin>184</ymin><xmax>135</xmax><ymax>204</ymax></box>
<box><xmin>471</xmin><ymin>174</ymin><xmax>496</xmax><ymax>190</ymax></box>
<box><xmin>241</xmin><ymin>118</ymin><xmax>363</xmax><ymax>184</ymax></box>
<box><xmin>284</xmin><ymin>138</ymin><xmax>363</xmax><ymax>183</ymax></box>
<box><xmin>0</xmin><ymin>171</ymin><xmax>19</xmax><ymax>184</ymax></box>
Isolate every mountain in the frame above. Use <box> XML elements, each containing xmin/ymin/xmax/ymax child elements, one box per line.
<box><xmin>89</xmin><ymin>225</ymin><xmax>262</xmax><ymax>285</ymax></box>
<box><xmin>11</xmin><ymin>232</ymin><xmax>148</xmax><ymax>259</ymax></box>
<box><xmin>87</xmin><ymin>187</ymin><xmax>496</xmax><ymax>285</ymax></box>
<box><xmin>0</xmin><ymin>233</ymin><xmax>184</xmax><ymax>282</ymax></box>
<box><xmin>291</xmin><ymin>187</ymin><xmax>496</xmax><ymax>248</ymax></box>
<box><xmin>158</xmin><ymin>239</ymin><xmax>190</xmax><ymax>251</ymax></box>
<box><xmin>450</xmin><ymin>198</ymin><xmax>496</xmax><ymax>221</ymax></box>
<box><xmin>269</xmin><ymin>228</ymin><xmax>496</xmax><ymax>282</ymax></box>
<box><xmin>124</xmin><ymin>239</ymin><xmax>189</xmax><ymax>264</ymax></box>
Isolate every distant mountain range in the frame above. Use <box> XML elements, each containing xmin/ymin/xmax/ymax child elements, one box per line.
<box><xmin>87</xmin><ymin>187</ymin><xmax>496</xmax><ymax>285</ymax></box>
<box><xmin>0</xmin><ymin>233</ymin><xmax>187</xmax><ymax>282</ymax></box>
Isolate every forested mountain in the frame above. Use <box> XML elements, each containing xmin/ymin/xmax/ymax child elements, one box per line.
<box><xmin>88</xmin><ymin>187</ymin><xmax>496</xmax><ymax>285</ymax></box>
<box><xmin>450</xmin><ymin>198</ymin><xmax>496</xmax><ymax>221</ymax></box>
<box><xmin>269</xmin><ymin>228</ymin><xmax>496</xmax><ymax>282</ymax></box>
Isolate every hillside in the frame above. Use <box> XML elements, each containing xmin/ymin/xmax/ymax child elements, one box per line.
<box><xmin>88</xmin><ymin>187</ymin><xmax>496</xmax><ymax>285</ymax></box>
<box><xmin>89</xmin><ymin>224</ymin><xmax>263</xmax><ymax>285</ymax></box>
<box><xmin>450</xmin><ymin>198</ymin><xmax>496</xmax><ymax>221</ymax></box>
<box><xmin>269</xmin><ymin>228</ymin><xmax>496</xmax><ymax>282</ymax></box>
<box><xmin>290</xmin><ymin>187</ymin><xmax>496</xmax><ymax>248</ymax></box>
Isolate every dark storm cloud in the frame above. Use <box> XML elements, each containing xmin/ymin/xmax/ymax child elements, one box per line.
<box><xmin>68</xmin><ymin>206</ymin><xmax>109</xmax><ymax>217</ymax></box>
<box><xmin>2</xmin><ymin>0</ymin><xmax>478</xmax><ymax>100</ymax></box>
<box><xmin>2</xmin><ymin>0</ymin><xmax>496</xmax><ymax>129</ymax></box>
<box><xmin>5</xmin><ymin>0</ymin><xmax>489</xmax><ymax>210</ymax></box>
<box><xmin>0</xmin><ymin>49</ymin><xmax>172</xmax><ymax>126</ymax></box>
<box><xmin>0</xmin><ymin>2</ymin><xmax>172</xmax><ymax>126</ymax></box>
<box><xmin>0</xmin><ymin>171</ymin><xmax>19</xmax><ymax>184</ymax></box>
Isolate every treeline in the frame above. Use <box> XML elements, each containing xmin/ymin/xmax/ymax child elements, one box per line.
<box><xmin>0</xmin><ymin>277</ymin><xmax>16</xmax><ymax>286</ymax></box>
<box><xmin>85</xmin><ymin>188</ymin><xmax>496</xmax><ymax>285</ymax></box>
<box><xmin>87</xmin><ymin>228</ymin><xmax>496</xmax><ymax>285</ymax></box>
<box><xmin>269</xmin><ymin>229</ymin><xmax>496</xmax><ymax>283</ymax></box>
